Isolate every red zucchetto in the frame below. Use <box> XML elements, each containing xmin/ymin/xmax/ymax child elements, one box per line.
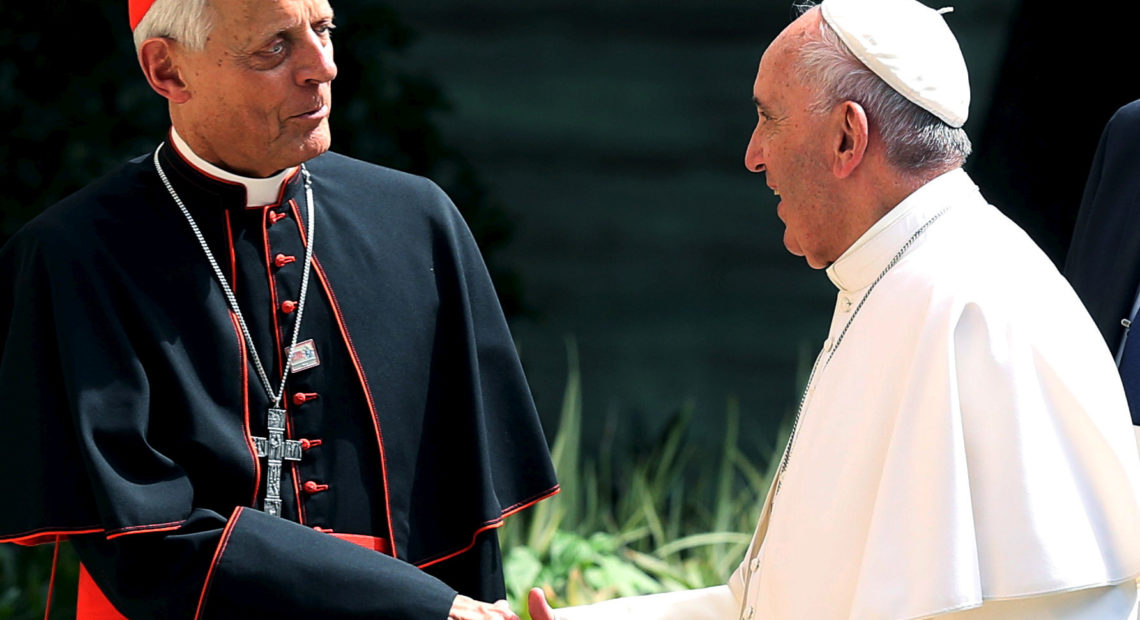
<box><xmin>129</xmin><ymin>0</ymin><xmax>156</xmax><ymax>30</ymax></box>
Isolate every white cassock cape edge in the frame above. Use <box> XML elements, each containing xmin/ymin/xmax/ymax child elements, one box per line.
<box><xmin>555</xmin><ymin>169</ymin><xmax>1140</xmax><ymax>619</ymax></box>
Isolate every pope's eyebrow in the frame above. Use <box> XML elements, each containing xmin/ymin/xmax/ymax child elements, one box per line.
<box><xmin>752</xmin><ymin>96</ymin><xmax>773</xmax><ymax>116</ymax></box>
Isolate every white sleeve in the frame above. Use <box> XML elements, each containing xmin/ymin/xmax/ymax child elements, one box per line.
<box><xmin>553</xmin><ymin>586</ymin><xmax>739</xmax><ymax>620</ymax></box>
<box><xmin>930</xmin><ymin>580</ymin><xmax>1138</xmax><ymax>619</ymax></box>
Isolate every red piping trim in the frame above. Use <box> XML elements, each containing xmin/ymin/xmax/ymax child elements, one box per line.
<box><xmin>0</xmin><ymin>515</ymin><xmax>194</xmax><ymax>546</ymax></box>
<box><xmin>166</xmin><ymin>132</ymin><xmax>301</xmax><ymax>209</ymax></box>
<box><xmin>263</xmin><ymin>205</ymin><xmax>285</xmax><ymax>385</ymax></box>
<box><xmin>312</xmin><ymin>257</ymin><xmax>398</xmax><ymax>554</ymax></box>
<box><xmin>286</xmin><ymin>201</ymin><xmax>307</xmax><ymax>522</ymax></box>
<box><xmin>288</xmin><ymin>200</ymin><xmax>398</xmax><ymax>555</ymax></box>
<box><xmin>43</xmin><ymin>535</ymin><xmax>60</xmax><ymax>620</ymax></box>
<box><xmin>229</xmin><ymin>311</ymin><xmax>261</xmax><ymax>507</ymax></box>
<box><xmin>415</xmin><ymin>485</ymin><xmax>561</xmax><ymax>569</ymax></box>
<box><xmin>194</xmin><ymin>507</ymin><xmax>243</xmax><ymax>620</ymax></box>
<box><xmin>105</xmin><ymin>520</ymin><xmax>186</xmax><ymax>540</ymax></box>
<box><xmin>261</xmin><ymin>205</ymin><xmax>305</xmax><ymax>524</ymax></box>
<box><xmin>224</xmin><ymin>211</ymin><xmax>237</xmax><ymax>293</ymax></box>
<box><xmin>168</xmin><ymin>133</ymin><xmax>245</xmax><ymax>194</ymax></box>
<box><xmin>168</xmin><ymin>131</ymin><xmax>242</xmax><ymax>189</ymax></box>
<box><xmin>1</xmin><ymin>526</ymin><xmax>103</xmax><ymax>546</ymax></box>
<box><xmin>260</xmin><ymin>167</ymin><xmax>301</xmax><ymax>210</ymax></box>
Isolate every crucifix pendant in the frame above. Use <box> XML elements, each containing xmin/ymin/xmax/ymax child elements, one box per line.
<box><xmin>253</xmin><ymin>407</ymin><xmax>303</xmax><ymax>517</ymax></box>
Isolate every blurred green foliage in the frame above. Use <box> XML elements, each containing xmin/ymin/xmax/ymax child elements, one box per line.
<box><xmin>501</xmin><ymin>341</ymin><xmax>788</xmax><ymax>616</ymax></box>
<box><xmin>0</xmin><ymin>544</ymin><xmax>77</xmax><ymax>620</ymax></box>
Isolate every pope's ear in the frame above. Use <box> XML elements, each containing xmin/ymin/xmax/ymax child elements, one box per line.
<box><xmin>832</xmin><ymin>100</ymin><xmax>869</xmax><ymax>179</ymax></box>
<box><xmin>138</xmin><ymin>38</ymin><xmax>190</xmax><ymax>104</ymax></box>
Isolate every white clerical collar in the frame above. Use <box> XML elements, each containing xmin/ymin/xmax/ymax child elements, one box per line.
<box><xmin>170</xmin><ymin>128</ymin><xmax>297</xmax><ymax>207</ymax></box>
<box><xmin>826</xmin><ymin>168</ymin><xmax>976</xmax><ymax>292</ymax></box>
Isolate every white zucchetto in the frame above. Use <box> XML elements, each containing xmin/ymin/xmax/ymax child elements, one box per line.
<box><xmin>820</xmin><ymin>0</ymin><xmax>971</xmax><ymax>127</ymax></box>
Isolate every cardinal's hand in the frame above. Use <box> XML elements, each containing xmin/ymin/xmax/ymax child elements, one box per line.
<box><xmin>449</xmin><ymin>594</ymin><xmax>519</xmax><ymax>620</ymax></box>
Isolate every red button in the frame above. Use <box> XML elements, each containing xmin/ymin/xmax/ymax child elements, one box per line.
<box><xmin>281</xmin><ymin>300</ymin><xmax>297</xmax><ymax>314</ymax></box>
<box><xmin>300</xmin><ymin>438</ymin><xmax>322</xmax><ymax>451</ymax></box>
<box><xmin>274</xmin><ymin>253</ymin><xmax>296</xmax><ymax>268</ymax></box>
<box><xmin>303</xmin><ymin>481</ymin><xmax>329</xmax><ymax>494</ymax></box>
<box><xmin>293</xmin><ymin>392</ymin><xmax>319</xmax><ymax>406</ymax></box>
<box><xmin>268</xmin><ymin>211</ymin><xmax>289</xmax><ymax>224</ymax></box>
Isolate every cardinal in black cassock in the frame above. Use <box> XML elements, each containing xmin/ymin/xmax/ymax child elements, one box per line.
<box><xmin>0</xmin><ymin>123</ymin><xmax>558</xmax><ymax>619</ymax></box>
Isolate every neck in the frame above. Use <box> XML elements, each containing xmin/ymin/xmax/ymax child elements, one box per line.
<box><xmin>835</xmin><ymin>164</ymin><xmax>936</xmax><ymax>258</ymax></box>
<box><xmin>170</xmin><ymin>127</ymin><xmax>297</xmax><ymax>207</ymax></box>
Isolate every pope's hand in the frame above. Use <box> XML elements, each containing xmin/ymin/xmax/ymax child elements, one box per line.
<box><xmin>448</xmin><ymin>594</ymin><xmax>519</xmax><ymax>620</ymax></box>
<box><xmin>528</xmin><ymin>587</ymin><xmax>558</xmax><ymax>620</ymax></box>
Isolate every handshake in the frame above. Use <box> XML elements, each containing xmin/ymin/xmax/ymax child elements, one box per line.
<box><xmin>450</xmin><ymin>588</ymin><xmax>557</xmax><ymax>620</ymax></box>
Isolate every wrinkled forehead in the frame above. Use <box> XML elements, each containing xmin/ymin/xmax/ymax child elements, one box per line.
<box><xmin>763</xmin><ymin>7</ymin><xmax>819</xmax><ymax>69</ymax></box>
<box><xmin>209</xmin><ymin>0</ymin><xmax>333</xmax><ymax>41</ymax></box>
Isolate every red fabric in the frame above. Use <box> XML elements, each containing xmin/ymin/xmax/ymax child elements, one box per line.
<box><xmin>330</xmin><ymin>532</ymin><xmax>392</xmax><ymax>555</ymax></box>
<box><xmin>78</xmin><ymin>564</ymin><xmax>128</xmax><ymax>619</ymax></box>
<box><xmin>78</xmin><ymin>530</ymin><xmax>390</xmax><ymax>618</ymax></box>
<box><xmin>128</xmin><ymin>0</ymin><xmax>155</xmax><ymax>30</ymax></box>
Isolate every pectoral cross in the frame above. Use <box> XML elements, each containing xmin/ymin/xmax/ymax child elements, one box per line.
<box><xmin>253</xmin><ymin>408</ymin><xmax>303</xmax><ymax>517</ymax></box>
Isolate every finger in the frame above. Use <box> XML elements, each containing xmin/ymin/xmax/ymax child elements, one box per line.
<box><xmin>491</xmin><ymin>600</ymin><xmax>519</xmax><ymax>620</ymax></box>
<box><xmin>528</xmin><ymin>587</ymin><xmax>556</xmax><ymax>620</ymax></box>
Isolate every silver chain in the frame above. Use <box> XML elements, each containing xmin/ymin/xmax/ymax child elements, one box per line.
<box><xmin>153</xmin><ymin>144</ymin><xmax>316</xmax><ymax>408</ymax></box>
<box><xmin>776</xmin><ymin>207</ymin><xmax>949</xmax><ymax>493</ymax></box>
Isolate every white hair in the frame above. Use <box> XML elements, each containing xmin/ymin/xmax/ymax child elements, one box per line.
<box><xmin>133</xmin><ymin>0</ymin><xmax>214</xmax><ymax>53</ymax></box>
<box><xmin>795</xmin><ymin>6</ymin><xmax>972</xmax><ymax>173</ymax></box>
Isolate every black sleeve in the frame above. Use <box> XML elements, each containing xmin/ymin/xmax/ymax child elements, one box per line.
<box><xmin>72</xmin><ymin>507</ymin><xmax>458</xmax><ymax>620</ymax></box>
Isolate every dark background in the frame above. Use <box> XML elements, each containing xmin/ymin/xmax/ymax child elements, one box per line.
<box><xmin>3</xmin><ymin>0</ymin><xmax>1139</xmax><ymax>469</ymax></box>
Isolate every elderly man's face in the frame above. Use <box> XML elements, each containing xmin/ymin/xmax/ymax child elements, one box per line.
<box><xmin>744</xmin><ymin>11</ymin><xmax>848</xmax><ymax>269</ymax></box>
<box><xmin>175</xmin><ymin>0</ymin><xmax>337</xmax><ymax>177</ymax></box>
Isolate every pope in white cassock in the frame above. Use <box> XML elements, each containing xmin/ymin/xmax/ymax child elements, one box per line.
<box><xmin>528</xmin><ymin>0</ymin><xmax>1140</xmax><ymax>618</ymax></box>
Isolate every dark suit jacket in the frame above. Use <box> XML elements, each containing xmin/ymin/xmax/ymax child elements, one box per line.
<box><xmin>1065</xmin><ymin>99</ymin><xmax>1140</xmax><ymax>352</ymax></box>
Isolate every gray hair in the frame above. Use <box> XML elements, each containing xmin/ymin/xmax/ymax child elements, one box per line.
<box><xmin>133</xmin><ymin>0</ymin><xmax>214</xmax><ymax>53</ymax></box>
<box><xmin>795</xmin><ymin>6</ymin><xmax>972</xmax><ymax>173</ymax></box>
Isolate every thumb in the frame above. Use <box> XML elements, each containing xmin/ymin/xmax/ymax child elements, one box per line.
<box><xmin>528</xmin><ymin>587</ymin><xmax>556</xmax><ymax>620</ymax></box>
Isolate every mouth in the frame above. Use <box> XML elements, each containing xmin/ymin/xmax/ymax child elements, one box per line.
<box><xmin>768</xmin><ymin>185</ymin><xmax>780</xmax><ymax>197</ymax></box>
<box><xmin>291</xmin><ymin>103</ymin><xmax>330</xmax><ymax>121</ymax></box>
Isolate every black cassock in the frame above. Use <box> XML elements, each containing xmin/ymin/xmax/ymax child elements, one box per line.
<box><xmin>0</xmin><ymin>138</ymin><xmax>559</xmax><ymax>618</ymax></box>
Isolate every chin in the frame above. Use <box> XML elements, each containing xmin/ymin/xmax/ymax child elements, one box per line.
<box><xmin>286</xmin><ymin>133</ymin><xmax>332</xmax><ymax>167</ymax></box>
